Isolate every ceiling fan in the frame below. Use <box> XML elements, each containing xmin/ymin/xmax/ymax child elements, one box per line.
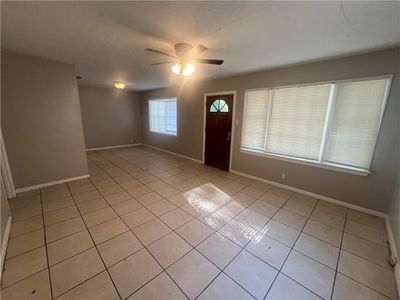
<box><xmin>146</xmin><ymin>43</ymin><xmax>223</xmax><ymax>76</ymax></box>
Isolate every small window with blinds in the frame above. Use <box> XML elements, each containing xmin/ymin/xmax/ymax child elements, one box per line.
<box><xmin>149</xmin><ymin>98</ymin><xmax>177</xmax><ymax>136</ymax></box>
<box><xmin>241</xmin><ymin>76</ymin><xmax>391</xmax><ymax>174</ymax></box>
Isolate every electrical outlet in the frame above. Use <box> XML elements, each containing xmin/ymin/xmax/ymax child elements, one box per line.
<box><xmin>129</xmin><ymin>138</ymin><xmax>133</xmax><ymax>143</ymax></box>
<box><xmin>281</xmin><ymin>173</ymin><xmax>286</xmax><ymax>180</ymax></box>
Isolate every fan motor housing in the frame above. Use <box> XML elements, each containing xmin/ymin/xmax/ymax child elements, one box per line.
<box><xmin>174</xmin><ymin>43</ymin><xmax>193</xmax><ymax>60</ymax></box>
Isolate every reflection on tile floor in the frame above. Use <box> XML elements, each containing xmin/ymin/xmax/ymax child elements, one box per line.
<box><xmin>1</xmin><ymin>146</ymin><xmax>397</xmax><ymax>300</ymax></box>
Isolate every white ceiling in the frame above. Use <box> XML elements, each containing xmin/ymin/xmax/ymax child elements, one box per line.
<box><xmin>2</xmin><ymin>1</ymin><xmax>399</xmax><ymax>90</ymax></box>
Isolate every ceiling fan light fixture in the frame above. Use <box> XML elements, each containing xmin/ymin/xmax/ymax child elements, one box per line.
<box><xmin>148</xmin><ymin>43</ymin><xmax>223</xmax><ymax>75</ymax></box>
<box><xmin>113</xmin><ymin>81</ymin><xmax>126</xmax><ymax>89</ymax></box>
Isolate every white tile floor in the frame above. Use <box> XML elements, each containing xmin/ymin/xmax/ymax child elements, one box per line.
<box><xmin>1</xmin><ymin>146</ymin><xmax>397</xmax><ymax>300</ymax></box>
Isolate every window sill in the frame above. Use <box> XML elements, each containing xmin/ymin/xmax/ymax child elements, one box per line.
<box><xmin>149</xmin><ymin>131</ymin><xmax>177</xmax><ymax>137</ymax></box>
<box><xmin>240</xmin><ymin>148</ymin><xmax>370</xmax><ymax>176</ymax></box>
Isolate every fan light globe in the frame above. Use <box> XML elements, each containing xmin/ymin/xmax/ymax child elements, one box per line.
<box><xmin>171</xmin><ymin>64</ymin><xmax>181</xmax><ymax>75</ymax></box>
<box><xmin>182</xmin><ymin>63</ymin><xmax>195</xmax><ymax>76</ymax></box>
<box><xmin>113</xmin><ymin>81</ymin><xmax>126</xmax><ymax>89</ymax></box>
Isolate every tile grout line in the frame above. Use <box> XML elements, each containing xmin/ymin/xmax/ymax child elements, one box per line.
<box><xmin>330</xmin><ymin>208</ymin><xmax>348</xmax><ymax>300</ymax></box>
<box><xmin>334</xmin><ymin>271</ymin><xmax>395</xmax><ymax>299</ymax></box>
<box><xmin>4</xmin><ymin>228</ymin><xmax>46</xmax><ymax>260</ymax></box>
<box><xmin>39</xmin><ymin>188</ymin><xmax>54</xmax><ymax>300</ymax></box>
<box><xmin>338</xmin><ymin>248</ymin><xmax>393</xmax><ymax>271</ymax></box>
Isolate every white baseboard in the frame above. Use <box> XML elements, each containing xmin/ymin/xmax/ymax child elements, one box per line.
<box><xmin>15</xmin><ymin>174</ymin><xmax>90</xmax><ymax>193</ymax></box>
<box><xmin>230</xmin><ymin>169</ymin><xmax>387</xmax><ymax>218</ymax></box>
<box><xmin>137</xmin><ymin>144</ymin><xmax>384</xmax><ymax>217</ymax></box>
<box><xmin>142</xmin><ymin>144</ymin><xmax>203</xmax><ymax>164</ymax></box>
<box><xmin>88</xmin><ymin>142</ymin><xmax>203</xmax><ymax>164</ymax></box>
<box><xmin>385</xmin><ymin>216</ymin><xmax>400</xmax><ymax>297</ymax></box>
<box><xmin>102</xmin><ymin>143</ymin><xmax>387</xmax><ymax>219</ymax></box>
<box><xmin>0</xmin><ymin>215</ymin><xmax>12</xmax><ymax>282</ymax></box>
<box><xmin>86</xmin><ymin>143</ymin><xmax>142</xmax><ymax>151</ymax></box>
<box><xmin>231</xmin><ymin>170</ymin><xmax>387</xmax><ymax>219</ymax></box>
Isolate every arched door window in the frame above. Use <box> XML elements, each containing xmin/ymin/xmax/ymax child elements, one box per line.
<box><xmin>210</xmin><ymin>99</ymin><xmax>229</xmax><ymax>112</ymax></box>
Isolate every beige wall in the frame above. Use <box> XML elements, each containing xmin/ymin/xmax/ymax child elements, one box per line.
<box><xmin>140</xmin><ymin>48</ymin><xmax>400</xmax><ymax>213</ymax></box>
<box><xmin>78</xmin><ymin>86</ymin><xmax>142</xmax><ymax>149</ymax></box>
<box><xmin>140</xmin><ymin>85</ymin><xmax>200</xmax><ymax>156</ymax></box>
<box><xmin>1</xmin><ymin>52</ymin><xmax>88</xmax><ymax>189</ymax></box>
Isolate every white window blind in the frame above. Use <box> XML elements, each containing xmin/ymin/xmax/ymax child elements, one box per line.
<box><xmin>242</xmin><ymin>90</ymin><xmax>270</xmax><ymax>150</ymax></box>
<box><xmin>324</xmin><ymin>79</ymin><xmax>389</xmax><ymax>168</ymax></box>
<box><xmin>266</xmin><ymin>85</ymin><xmax>331</xmax><ymax>160</ymax></box>
<box><xmin>241</xmin><ymin>76</ymin><xmax>391</xmax><ymax>173</ymax></box>
<box><xmin>149</xmin><ymin>98</ymin><xmax>177</xmax><ymax>135</ymax></box>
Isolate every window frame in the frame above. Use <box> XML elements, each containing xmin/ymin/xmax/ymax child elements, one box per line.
<box><xmin>240</xmin><ymin>75</ymin><xmax>393</xmax><ymax>176</ymax></box>
<box><xmin>148</xmin><ymin>98</ymin><xmax>177</xmax><ymax>136</ymax></box>
<box><xmin>210</xmin><ymin>99</ymin><xmax>229</xmax><ymax>113</ymax></box>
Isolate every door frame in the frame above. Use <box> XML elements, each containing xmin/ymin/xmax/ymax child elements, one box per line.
<box><xmin>1</xmin><ymin>130</ymin><xmax>16</xmax><ymax>199</ymax></box>
<box><xmin>202</xmin><ymin>90</ymin><xmax>237</xmax><ymax>171</ymax></box>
